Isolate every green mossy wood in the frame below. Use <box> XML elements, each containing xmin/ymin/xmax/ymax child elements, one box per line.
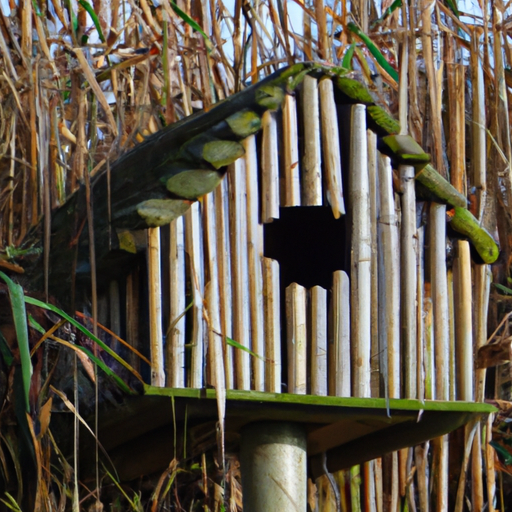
<box><xmin>20</xmin><ymin>62</ymin><xmax>498</xmax><ymax>307</ymax></box>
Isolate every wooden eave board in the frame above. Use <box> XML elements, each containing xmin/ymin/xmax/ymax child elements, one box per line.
<box><xmin>91</xmin><ymin>386</ymin><xmax>495</xmax><ymax>481</ymax></box>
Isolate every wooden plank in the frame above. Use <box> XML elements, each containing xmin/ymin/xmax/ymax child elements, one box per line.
<box><xmin>349</xmin><ymin>105</ymin><xmax>371</xmax><ymax>398</ymax></box>
<box><xmin>282</xmin><ymin>94</ymin><xmax>301</xmax><ymax>206</ymax></box>
<box><xmin>329</xmin><ymin>271</ymin><xmax>351</xmax><ymax>397</ymax></box>
<box><xmin>261</xmin><ymin>110</ymin><xmax>280</xmax><ymax>222</ymax></box>
<box><xmin>286</xmin><ymin>283</ymin><xmax>307</xmax><ymax>395</ymax></box>
<box><xmin>319</xmin><ymin>77</ymin><xmax>345</xmax><ymax>218</ymax></box>
<box><xmin>301</xmin><ymin>75</ymin><xmax>322</xmax><ymax>206</ymax></box>
<box><xmin>263</xmin><ymin>257</ymin><xmax>281</xmax><ymax>393</ymax></box>
<box><xmin>229</xmin><ymin>159</ymin><xmax>251</xmax><ymax>390</ymax></box>
<box><xmin>185</xmin><ymin>203</ymin><xmax>205</xmax><ymax>388</ymax></box>
<box><xmin>147</xmin><ymin>227</ymin><xmax>165</xmax><ymax>386</ymax></box>
<box><xmin>245</xmin><ymin>136</ymin><xmax>265</xmax><ymax>391</ymax></box>
<box><xmin>310</xmin><ymin>286</ymin><xmax>328</xmax><ymax>396</ymax></box>
<box><xmin>168</xmin><ymin>217</ymin><xmax>186</xmax><ymax>388</ymax></box>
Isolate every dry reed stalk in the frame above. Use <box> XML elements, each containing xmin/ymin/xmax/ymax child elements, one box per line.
<box><xmin>374</xmin><ymin>457</ymin><xmax>383</xmax><ymax>512</ymax></box>
<box><xmin>420</xmin><ymin>2</ymin><xmax>444</xmax><ymax>175</ymax></box>
<box><xmin>454</xmin><ymin>421</ymin><xmax>478</xmax><ymax>512</ymax></box>
<box><xmin>147</xmin><ymin>227</ymin><xmax>165</xmax><ymax>386</ymax></box>
<box><xmin>185</xmin><ymin>202</ymin><xmax>205</xmax><ymax>388</ymax></box>
<box><xmin>215</xmin><ymin>180</ymin><xmax>235</xmax><ymax>388</ymax></box>
<box><xmin>286</xmin><ymin>283</ymin><xmax>307</xmax><ymax>394</ymax></box>
<box><xmin>261</xmin><ymin>110</ymin><xmax>280</xmax><ymax>222</ymax></box>
<box><xmin>378</xmin><ymin>155</ymin><xmax>400</xmax><ymax>399</ymax></box>
<box><xmin>447</xmin><ymin>269</ymin><xmax>456</xmax><ymax>402</ymax></box>
<box><xmin>398</xmin><ymin>4</ymin><xmax>409</xmax><ymax>134</ymax></box>
<box><xmin>485</xmin><ymin>414</ymin><xmax>496</xmax><ymax>512</ymax></box>
<box><xmin>349</xmin><ymin>104</ymin><xmax>371</xmax><ymax>398</ymax></box>
<box><xmin>263</xmin><ymin>257</ymin><xmax>281</xmax><ymax>393</ymax></box>
<box><xmin>319</xmin><ymin>78</ymin><xmax>345</xmax><ymax>218</ymax></box>
<box><xmin>168</xmin><ymin>217</ymin><xmax>186</xmax><ymax>387</ymax></box>
<box><xmin>310</xmin><ymin>286</ymin><xmax>327</xmax><ymax>396</ymax></box>
<box><xmin>470</xmin><ymin>31</ymin><xmax>486</xmax><ymax>221</ymax></box>
<box><xmin>329</xmin><ymin>271</ymin><xmax>351</xmax><ymax>397</ymax></box>
<box><xmin>363</xmin><ymin>461</ymin><xmax>377</xmax><ymax>512</ymax></box>
<box><xmin>368</xmin><ymin>131</ymin><xmax>380</xmax><ymax>398</ymax></box>
<box><xmin>244</xmin><ymin>136</ymin><xmax>265</xmax><ymax>391</ymax></box>
<box><xmin>228</xmin><ymin>160</ymin><xmax>251</xmax><ymax>390</ymax></box>
<box><xmin>454</xmin><ymin>241</ymin><xmax>473</xmax><ymax>400</ymax></box>
<box><xmin>301</xmin><ymin>75</ymin><xmax>322</xmax><ymax>206</ymax></box>
<box><xmin>399</xmin><ymin>165</ymin><xmax>417</xmax><ymax>399</ymax></box>
<box><xmin>282</xmin><ymin>94</ymin><xmax>301</xmax><ymax>206</ymax></box>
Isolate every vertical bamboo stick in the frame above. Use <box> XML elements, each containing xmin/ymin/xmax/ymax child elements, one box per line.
<box><xmin>215</xmin><ymin>179</ymin><xmax>234</xmax><ymax>388</ymax></box>
<box><xmin>263</xmin><ymin>257</ymin><xmax>281</xmax><ymax>393</ymax></box>
<box><xmin>168</xmin><ymin>217</ymin><xmax>186</xmax><ymax>388</ymax></box>
<box><xmin>126</xmin><ymin>269</ymin><xmax>140</xmax><ymax>371</ymax></box>
<box><xmin>244</xmin><ymin>136</ymin><xmax>265</xmax><ymax>391</ymax></box>
<box><xmin>350</xmin><ymin>104</ymin><xmax>371</xmax><ymax>398</ymax></box>
<box><xmin>378</xmin><ymin>155</ymin><xmax>400</xmax><ymax>400</ymax></box>
<box><xmin>286</xmin><ymin>283</ymin><xmax>307</xmax><ymax>395</ymax></box>
<box><xmin>147</xmin><ymin>227</ymin><xmax>165</xmax><ymax>386</ymax></box>
<box><xmin>282</xmin><ymin>94</ymin><xmax>301</xmax><ymax>206</ymax></box>
<box><xmin>447</xmin><ymin>269</ymin><xmax>456</xmax><ymax>402</ymax></box>
<box><xmin>368</xmin><ymin>130</ymin><xmax>380</xmax><ymax>398</ymax></box>
<box><xmin>430</xmin><ymin>203</ymin><xmax>450</xmax><ymax>512</ymax></box>
<box><xmin>400</xmin><ymin>165</ymin><xmax>417</xmax><ymax>399</ymax></box>
<box><xmin>261</xmin><ymin>110</ymin><xmax>280</xmax><ymax>222</ymax></box>
<box><xmin>185</xmin><ymin>203</ymin><xmax>205</xmax><ymax>389</ymax></box>
<box><xmin>319</xmin><ymin>78</ymin><xmax>345</xmax><ymax>218</ymax></box>
<box><xmin>301</xmin><ymin>75</ymin><xmax>322</xmax><ymax>206</ymax></box>
<box><xmin>229</xmin><ymin>160</ymin><xmax>251</xmax><ymax>390</ymax></box>
<box><xmin>329</xmin><ymin>271</ymin><xmax>351</xmax><ymax>397</ymax></box>
<box><xmin>310</xmin><ymin>286</ymin><xmax>327</xmax><ymax>396</ymax></box>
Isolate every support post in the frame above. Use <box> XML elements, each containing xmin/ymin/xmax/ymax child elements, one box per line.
<box><xmin>240</xmin><ymin>422</ymin><xmax>307</xmax><ymax>512</ymax></box>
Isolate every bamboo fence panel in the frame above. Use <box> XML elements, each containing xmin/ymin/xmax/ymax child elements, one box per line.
<box><xmin>350</xmin><ymin>104</ymin><xmax>371</xmax><ymax>399</ymax></box>
<box><xmin>228</xmin><ymin>160</ymin><xmax>251</xmax><ymax>390</ymax></box>
<box><xmin>301</xmin><ymin>75</ymin><xmax>322</xmax><ymax>206</ymax></box>
<box><xmin>168</xmin><ymin>217</ymin><xmax>186</xmax><ymax>388</ymax></box>
<box><xmin>286</xmin><ymin>283</ymin><xmax>307</xmax><ymax>395</ymax></box>
<box><xmin>185</xmin><ymin>203</ymin><xmax>205</xmax><ymax>389</ymax></box>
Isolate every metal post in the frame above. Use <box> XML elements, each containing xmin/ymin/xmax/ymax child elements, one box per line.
<box><xmin>240</xmin><ymin>422</ymin><xmax>307</xmax><ymax>512</ymax></box>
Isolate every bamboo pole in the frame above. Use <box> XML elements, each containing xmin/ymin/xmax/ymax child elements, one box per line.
<box><xmin>400</xmin><ymin>165</ymin><xmax>417</xmax><ymax>399</ymax></box>
<box><xmin>286</xmin><ymin>283</ymin><xmax>307</xmax><ymax>395</ymax></box>
<box><xmin>126</xmin><ymin>269</ymin><xmax>140</xmax><ymax>371</ymax></box>
<box><xmin>310</xmin><ymin>286</ymin><xmax>327</xmax><ymax>396</ymax></box>
<box><xmin>329</xmin><ymin>271</ymin><xmax>351</xmax><ymax>397</ymax></box>
<box><xmin>349</xmin><ymin>104</ymin><xmax>371</xmax><ymax>398</ymax></box>
<box><xmin>147</xmin><ymin>227</ymin><xmax>165</xmax><ymax>386</ymax></box>
<box><xmin>229</xmin><ymin>160</ymin><xmax>251</xmax><ymax>390</ymax></box>
<box><xmin>378</xmin><ymin>155</ymin><xmax>400</xmax><ymax>399</ymax></box>
<box><xmin>263</xmin><ymin>257</ymin><xmax>281</xmax><ymax>393</ymax></box>
<box><xmin>244</xmin><ymin>136</ymin><xmax>265</xmax><ymax>391</ymax></box>
<box><xmin>301</xmin><ymin>75</ymin><xmax>322</xmax><ymax>206</ymax></box>
<box><xmin>282</xmin><ymin>94</ymin><xmax>301</xmax><ymax>206</ymax></box>
<box><xmin>215</xmin><ymin>179</ymin><xmax>234</xmax><ymax>388</ymax></box>
<box><xmin>319</xmin><ymin>78</ymin><xmax>345</xmax><ymax>218</ymax></box>
<box><xmin>430</xmin><ymin>203</ymin><xmax>450</xmax><ymax>512</ymax></box>
<box><xmin>261</xmin><ymin>110</ymin><xmax>280</xmax><ymax>223</ymax></box>
<box><xmin>368</xmin><ymin>130</ymin><xmax>380</xmax><ymax>398</ymax></box>
<box><xmin>185</xmin><ymin>203</ymin><xmax>205</xmax><ymax>389</ymax></box>
<box><xmin>168</xmin><ymin>217</ymin><xmax>186</xmax><ymax>388</ymax></box>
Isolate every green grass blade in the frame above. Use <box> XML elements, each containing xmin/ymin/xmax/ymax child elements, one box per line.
<box><xmin>170</xmin><ymin>1</ymin><xmax>212</xmax><ymax>51</ymax></box>
<box><xmin>226</xmin><ymin>337</ymin><xmax>264</xmax><ymax>361</ymax></box>
<box><xmin>347</xmin><ymin>22</ymin><xmax>399</xmax><ymax>82</ymax></box>
<box><xmin>24</xmin><ymin>295</ymin><xmax>143</xmax><ymax>385</ymax></box>
<box><xmin>78</xmin><ymin>0</ymin><xmax>106</xmax><ymax>43</ymax></box>
<box><xmin>0</xmin><ymin>272</ymin><xmax>32</xmax><ymax>412</ymax></box>
<box><xmin>342</xmin><ymin>43</ymin><xmax>356</xmax><ymax>70</ymax></box>
<box><xmin>370</xmin><ymin>0</ymin><xmax>402</xmax><ymax>29</ymax></box>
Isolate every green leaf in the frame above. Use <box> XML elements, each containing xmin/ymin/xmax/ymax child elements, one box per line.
<box><xmin>490</xmin><ymin>440</ymin><xmax>512</xmax><ymax>465</ymax></box>
<box><xmin>170</xmin><ymin>1</ymin><xmax>212</xmax><ymax>52</ymax></box>
<box><xmin>226</xmin><ymin>337</ymin><xmax>264</xmax><ymax>361</ymax></box>
<box><xmin>444</xmin><ymin>0</ymin><xmax>460</xmax><ymax>17</ymax></box>
<box><xmin>342</xmin><ymin>43</ymin><xmax>356</xmax><ymax>70</ymax></box>
<box><xmin>0</xmin><ymin>272</ymin><xmax>32</xmax><ymax>412</ymax></box>
<box><xmin>78</xmin><ymin>0</ymin><xmax>105</xmax><ymax>43</ymax></box>
<box><xmin>347</xmin><ymin>22</ymin><xmax>399</xmax><ymax>83</ymax></box>
<box><xmin>370</xmin><ymin>0</ymin><xmax>402</xmax><ymax>29</ymax></box>
<box><xmin>24</xmin><ymin>295</ymin><xmax>141</xmax><ymax>390</ymax></box>
<box><xmin>492</xmin><ymin>283</ymin><xmax>512</xmax><ymax>295</ymax></box>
